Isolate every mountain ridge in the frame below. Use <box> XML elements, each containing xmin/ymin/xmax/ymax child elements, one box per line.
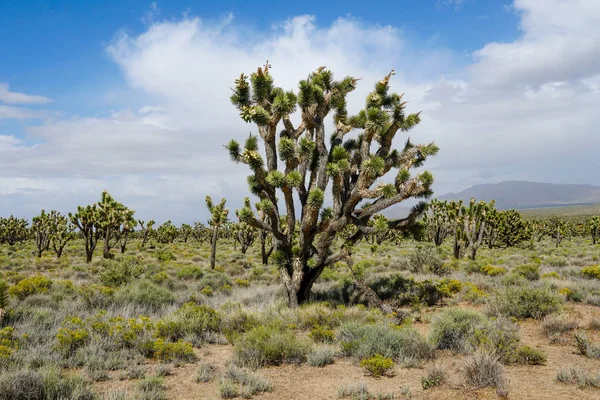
<box><xmin>438</xmin><ymin>180</ymin><xmax>600</xmax><ymax>210</ymax></box>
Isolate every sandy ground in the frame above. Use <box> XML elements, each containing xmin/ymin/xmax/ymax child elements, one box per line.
<box><xmin>95</xmin><ymin>304</ymin><xmax>600</xmax><ymax>400</ymax></box>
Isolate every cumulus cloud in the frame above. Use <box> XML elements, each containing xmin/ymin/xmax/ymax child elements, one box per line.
<box><xmin>1</xmin><ymin>1</ymin><xmax>599</xmax><ymax>222</ymax></box>
<box><xmin>0</xmin><ymin>83</ymin><xmax>52</xmax><ymax>104</ymax></box>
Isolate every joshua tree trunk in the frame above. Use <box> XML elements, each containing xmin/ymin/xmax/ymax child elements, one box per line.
<box><xmin>103</xmin><ymin>226</ymin><xmax>111</xmax><ymax>258</ymax></box>
<box><xmin>210</xmin><ymin>226</ymin><xmax>218</xmax><ymax>269</ymax></box>
<box><xmin>120</xmin><ymin>231</ymin><xmax>129</xmax><ymax>253</ymax></box>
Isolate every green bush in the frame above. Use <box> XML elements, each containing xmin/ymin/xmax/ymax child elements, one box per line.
<box><xmin>338</xmin><ymin>322</ymin><xmax>433</xmax><ymax>364</ymax></box>
<box><xmin>176</xmin><ymin>266</ymin><xmax>203</xmax><ymax>280</ymax></box>
<box><xmin>307</xmin><ymin>345</ymin><xmax>335</xmax><ymax>367</ymax></box>
<box><xmin>0</xmin><ymin>369</ymin><xmax>44</xmax><ymax>400</ymax></box>
<box><xmin>152</xmin><ymin>339</ymin><xmax>197</xmax><ymax>363</ymax></box>
<box><xmin>515</xmin><ymin>345</ymin><xmax>546</xmax><ymax>365</ymax></box>
<box><xmin>0</xmin><ymin>279</ymin><xmax>8</xmax><ymax>309</ymax></box>
<box><xmin>114</xmin><ymin>280</ymin><xmax>174</xmax><ymax>310</ymax></box>
<box><xmin>155</xmin><ymin>249</ymin><xmax>176</xmax><ymax>262</ymax></box>
<box><xmin>233</xmin><ymin>325</ymin><xmax>309</xmax><ymax>368</ymax></box>
<box><xmin>9</xmin><ymin>276</ymin><xmax>52</xmax><ymax>300</ymax></box>
<box><xmin>220</xmin><ymin>303</ymin><xmax>259</xmax><ymax>344</ymax></box>
<box><xmin>581</xmin><ymin>265</ymin><xmax>600</xmax><ymax>280</ymax></box>
<box><xmin>308</xmin><ymin>324</ymin><xmax>335</xmax><ymax>343</ymax></box>
<box><xmin>487</xmin><ymin>286</ymin><xmax>563</xmax><ymax>320</ymax></box>
<box><xmin>429</xmin><ymin>309</ymin><xmax>487</xmax><ymax>353</ymax></box>
<box><xmin>360</xmin><ymin>354</ymin><xmax>394</xmax><ymax>377</ymax></box>
<box><xmin>155</xmin><ymin>303</ymin><xmax>220</xmax><ymax>342</ymax></box>
<box><xmin>510</xmin><ymin>264</ymin><xmax>540</xmax><ymax>281</ymax></box>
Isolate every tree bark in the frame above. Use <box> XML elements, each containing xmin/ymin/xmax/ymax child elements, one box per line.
<box><xmin>210</xmin><ymin>226</ymin><xmax>218</xmax><ymax>269</ymax></box>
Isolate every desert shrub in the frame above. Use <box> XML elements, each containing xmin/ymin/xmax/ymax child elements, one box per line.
<box><xmin>218</xmin><ymin>379</ymin><xmax>238</xmax><ymax>399</ymax></box>
<box><xmin>589</xmin><ymin>318</ymin><xmax>600</xmax><ymax>331</ymax></box>
<box><xmin>430</xmin><ymin>310</ymin><xmax>521</xmax><ymax>363</ymax></box>
<box><xmin>176</xmin><ymin>265</ymin><xmax>203</xmax><ymax>280</ymax></box>
<box><xmin>0</xmin><ymin>369</ymin><xmax>44</xmax><ymax>400</ymax></box>
<box><xmin>574</xmin><ymin>332</ymin><xmax>600</xmax><ymax>359</ymax></box>
<box><xmin>360</xmin><ymin>354</ymin><xmax>394</xmax><ymax>377</ymax></box>
<box><xmin>151</xmin><ymin>339</ymin><xmax>196</xmax><ymax>363</ymax></box>
<box><xmin>581</xmin><ymin>265</ymin><xmax>600</xmax><ymax>280</ymax></box>
<box><xmin>233</xmin><ymin>325</ymin><xmax>309</xmax><ymax>368</ymax></box>
<box><xmin>40</xmin><ymin>366</ymin><xmax>95</xmax><ymax>400</ymax></box>
<box><xmin>55</xmin><ymin>317</ymin><xmax>90</xmax><ymax>355</ymax></box>
<box><xmin>155</xmin><ymin>303</ymin><xmax>220</xmax><ymax>342</ymax></box>
<box><xmin>486</xmin><ymin>286</ymin><xmax>562</xmax><ymax>319</ymax></box>
<box><xmin>114</xmin><ymin>280</ymin><xmax>174</xmax><ymax>310</ymax></box>
<box><xmin>541</xmin><ymin>314</ymin><xmax>578</xmax><ymax>338</ymax></box>
<box><xmin>298</xmin><ymin>303</ymin><xmax>342</xmax><ymax>329</ymax></box>
<box><xmin>198</xmin><ymin>271</ymin><xmax>232</xmax><ymax>293</ymax></box>
<box><xmin>542</xmin><ymin>271</ymin><xmax>560</xmax><ymax>279</ymax></box>
<box><xmin>307</xmin><ymin>345</ymin><xmax>335</xmax><ymax>367</ymax></box>
<box><xmin>421</xmin><ymin>365</ymin><xmax>447</xmax><ymax>389</ymax></box>
<box><xmin>226</xmin><ymin>366</ymin><xmax>272</xmax><ymax>396</ymax></box>
<box><xmin>155</xmin><ymin>249</ymin><xmax>176</xmax><ymax>262</ymax></box>
<box><xmin>337</xmin><ymin>382</ymin><xmax>370</xmax><ymax>399</ymax></box>
<box><xmin>338</xmin><ymin>322</ymin><xmax>434</xmax><ymax>364</ymax></box>
<box><xmin>9</xmin><ymin>276</ymin><xmax>52</xmax><ymax>300</ymax></box>
<box><xmin>196</xmin><ymin>363</ymin><xmax>217</xmax><ymax>383</ymax></box>
<box><xmin>546</xmin><ymin>256</ymin><xmax>568</xmax><ymax>267</ymax></box>
<box><xmin>138</xmin><ymin>375</ymin><xmax>166</xmax><ymax>400</ymax></box>
<box><xmin>515</xmin><ymin>345</ymin><xmax>546</xmax><ymax>365</ymax></box>
<box><xmin>463</xmin><ymin>349</ymin><xmax>506</xmax><ymax>389</ymax></box>
<box><xmin>480</xmin><ymin>265</ymin><xmax>507</xmax><ymax>276</ymax></box>
<box><xmin>429</xmin><ymin>309</ymin><xmax>487</xmax><ymax>353</ymax></box>
<box><xmin>220</xmin><ymin>303</ymin><xmax>259</xmax><ymax>344</ymax></box>
<box><xmin>309</xmin><ymin>324</ymin><xmax>335</xmax><ymax>343</ymax></box>
<box><xmin>99</xmin><ymin>261</ymin><xmax>140</xmax><ymax>287</ymax></box>
<box><xmin>407</xmin><ymin>245</ymin><xmax>446</xmax><ymax>275</ymax></box>
<box><xmin>510</xmin><ymin>264</ymin><xmax>540</xmax><ymax>281</ymax></box>
<box><xmin>557</xmin><ymin>367</ymin><xmax>600</xmax><ymax>388</ymax></box>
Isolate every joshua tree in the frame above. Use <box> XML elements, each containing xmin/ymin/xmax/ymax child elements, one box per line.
<box><xmin>496</xmin><ymin>209</ymin><xmax>529</xmax><ymax>247</ymax></box>
<box><xmin>233</xmin><ymin>199</ymin><xmax>257</xmax><ymax>254</ymax></box>
<box><xmin>547</xmin><ymin>216</ymin><xmax>567</xmax><ymax>248</ymax></box>
<box><xmin>31</xmin><ymin>210</ymin><xmax>52</xmax><ymax>257</ymax></box>
<box><xmin>206</xmin><ymin>196</ymin><xmax>229</xmax><ymax>269</ymax></box>
<box><xmin>49</xmin><ymin>211</ymin><xmax>76</xmax><ymax>258</ymax></box>
<box><xmin>192</xmin><ymin>222</ymin><xmax>211</xmax><ymax>243</ymax></box>
<box><xmin>365</xmin><ymin>214</ymin><xmax>399</xmax><ymax>245</ymax></box>
<box><xmin>95</xmin><ymin>191</ymin><xmax>135</xmax><ymax>258</ymax></box>
<box><xmin>588</xmin><ymin>216</ymin><xmax>600</xmax><ymax>245</ymax></box>
<box><xmin>228</xmin><ymin>63</ymin><xmax>437</xmax><ymax>306</ymax></box>
<box><xmin>179</xmin><ymin>224</ymin><xmax>192</xmax><ymax>243</ymax></box>
<box><xmin>423</xmin><ymin>199</ymin><xmax>453</xmax><ymax>246</ymax></box>
<box><xmin>462</xmin><ymin>199</ymin><xmax>494</xmax><ymax>260</ymax></box>
<box><xmin>157</xmin><ymin>221</ymin><xmax>178</xmax><ymax>244</ymax></box>
<box><xmin>70</xmin><ymin>204</ymin><xmax>102</xmax><ymax>263</ymax></box>
<box><xmin>138</xmin><ymin>219</ymin><xmax>155</xmax><ymax>248</ymax></box>
<box><xmin>118</xmin><ymin>211</ymin><xmax>137</xmax><ymax>253</ymax></box>
<box><xmin>0</xmin><ymin>216</ymin><xmax>29</xmax><ymax>245</ymax></box>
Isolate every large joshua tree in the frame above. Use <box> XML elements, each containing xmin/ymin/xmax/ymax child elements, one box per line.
<box><xmin>228</xmin><ymin>63</ymin><xmax>438</xmax><ymax>306</ymax></box>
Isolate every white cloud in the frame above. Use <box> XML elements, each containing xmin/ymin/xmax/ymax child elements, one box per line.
<box><xmin>0</xmin><ymin>83</ymin><xmax>52</xmax><ymax>104</ymax></box>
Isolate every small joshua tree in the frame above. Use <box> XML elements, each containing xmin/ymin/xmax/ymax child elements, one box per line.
<box><xmin>228</xmin><ymin>63</ymin><xmax>437</xmax><ymax>306</ymax></box>
<box><xmin>206</xmin><ymin>196</ymin><xmax>229</xmax><ymax>269</ymax></box>
<box><xmin>233</xmin><ymin>198</ymin><xmax>257</xmax><ymax>254</ymax></box>
<box><xmin>31</xmin><ymin>210</ymin><xmax>52</xmax><ymax>258</ymax></box>
<box><xmin>138</xmin><ymin>219</ymin><xmax>155</xmax><ymax>248</ymax></box>
<box><xmin>192</xmin><ymin>222</ymin><xmax>211</xmax><ymax>243</ymax></box>
<box><xmin>496</xmin><ymin>209</ymin><xmax>530</xmax><ymax>248</ymax></box>
<box><xmin>70</xmin><ymin>204</ymin><xmax>102</xmax><ymax>263</ymax></box>
<box><xmin>118</xmin><ymin>211</ymin><xmax>137</xmax><ymax>253</ymax></box>
<box><xmin>179</xmin><ymin>223</ymin><xmax>193</xmax><ymax>243</ymax></box>
<box><xmin>49</xmin><ymin>211</ymin><xmax>76</xmax><ymax>258</ymax></box>
<box><xmin>0</xmin><ymin>216</ymin><xmax>29</xmax><ymax>245</ymax></box>
<box><xmin>95</xmin><ymin>191</ymin><xmax>135</xmax><ymax>258</ymax></box>
<box><xmin>157</xmin><ymin>221</ymin><xmax>178</xmax><ymax>244</ymax></box>
<box><xmin>463</xmin><ymin>199</ymin><xmax>495</xmax><ymax>260</ymax></box>
<box><xmin>424</xmin><ymin>199</ymin><xmax>453</xmax><ymax>246</ymax></box>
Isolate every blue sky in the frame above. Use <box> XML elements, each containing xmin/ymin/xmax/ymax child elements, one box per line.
<box><xmin>0</xmin><ymin>1</ymin><xmax>518</xmax><ymax>120</ymax></box>
<box><xmin>0</xmin><ymin>0</ymin><xmax>599</xmax><ymax>222</ymax></box>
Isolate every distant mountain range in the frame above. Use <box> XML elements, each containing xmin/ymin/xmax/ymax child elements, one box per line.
<box><xmin>438</xmin><ymin>181</ymin><xmax>600</xmax><ymax>210</ymax></box>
